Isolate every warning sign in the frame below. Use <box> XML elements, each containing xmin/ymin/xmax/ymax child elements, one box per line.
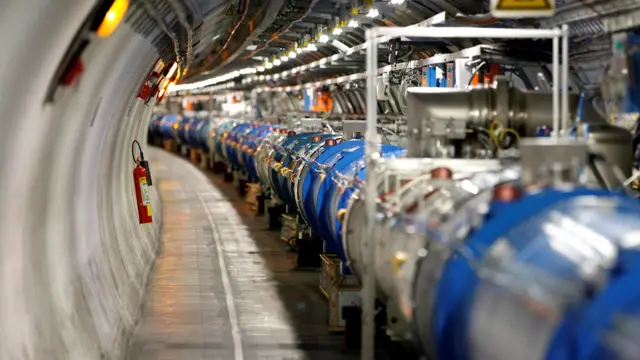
<box><xmin>491</xmin><ymin>0</ymin><xmax>555</xmax><ymax>18</ymax></box>
<box><xmin>225</xmin><ymin>3</ymin><xmax>237</xmax><ymax>16</ymax></box>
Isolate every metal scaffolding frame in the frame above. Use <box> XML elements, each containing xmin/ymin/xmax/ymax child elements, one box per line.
<box><xmin>361</xmin><ymin>25</ymin><xmax>570</xmax><ymax>360</ymax></box>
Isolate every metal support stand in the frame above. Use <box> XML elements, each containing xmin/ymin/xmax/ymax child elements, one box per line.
<box><xmin>223</xmin><ymin>166</ymin><xmax>234</xmax><ymax>182</ymax></box>
<box><xmin>295</xmin><ymin>233</ymin><xmax>322</xmax><ymax>269</ymax></box>
<box><xmin>267</xmin><ymin>203</ymin><xmax>286</xmax><ymax>230</ymax></box>
<box><xmin>256</xmin><ymin>192</ymin><xmax>266</xmax><ymax>215</ymax></box>
<box><xmin>362</xmin><ymin>25</ymin><xmax>568</xmax><ymax>360</ymax></box>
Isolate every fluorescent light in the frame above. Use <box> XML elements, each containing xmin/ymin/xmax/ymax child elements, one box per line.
<box><xmin>332</xmin><ymin>28</ymin><xmax>343</xmax><ymax>35</ymax></box>
<box><xmin>390</xmin><ymin>0</ymin><xmax>405</xmax><ymax>4</ymax></box>
<box><xmin>246</xmin><ymin>44</ymin><xmax>258</xmax><ymax>50</ymax></box>
<box><xmin>366</xmin><ymin>8</ymin><xmax>379</xmax><ymax>18</ymax></box>
<box><xmin>319</xmin><ymin>34</ymin><xmax>330</xmax><ymax>43</ymax></box>
<box><xmin>166</xmin><ymin>62</ymin><xmax>178</xmax><ymax>78</ymax></box>
<box><xmin>347</xmin><ymin>19</ymin><xmax>358</xmax><ymax>28</ymax></box>
<box><xmin>257</xmin><ymin>66</ymin><xmax>265</xmax><ymax>72</ymax></box>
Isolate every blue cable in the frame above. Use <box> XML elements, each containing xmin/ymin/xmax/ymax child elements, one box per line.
<box><xmin>576</xmin><ymin>91</ymin><xmax>586</xmax><ymax>123</ymax></box>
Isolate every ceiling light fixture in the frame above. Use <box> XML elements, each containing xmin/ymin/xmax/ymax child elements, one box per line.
<box><xmin>347</xmin><ymin>19</ymin><xmax>358</xmax><ymax>28</ymax></box>
<box><xmin>273</xmin><ymin>59</ymin><xmax>282</xmax><ymax>66</ymax></box>
<box><xmin>289</xmin><ymin>51</ymin><xmax>297</xmax><ymax>58</ymax></box>
<box><xmin>366</xmin><ymin>8</ymin><xmax>379</xmax><ymax>18</ymax></box>
<box><xmin>257</xmin><ymin>66</ymin><xmax>265</xmax><ymax>72</ymax></box>
<box><xmin>332</xmin><ymin>28</ymin><xmax>343</xmax><ymax>36</ymax></box>
<box><xmin>319</xmin><ymin>34</ymin><xmax>330</xmax><ymax>43</ymax></box>
<box><xmin>281</xmin><ymin>55</ymin><xmax>289</xmax><ymax>62</ymax></box>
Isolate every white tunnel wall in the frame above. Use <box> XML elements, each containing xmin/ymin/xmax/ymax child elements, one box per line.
<box><xmin>0</xmin><ymin>2</ymin><xmax>162</xmax><ymax>359</ymax></box>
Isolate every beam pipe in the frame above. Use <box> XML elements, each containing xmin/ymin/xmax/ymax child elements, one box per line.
<box><xmin>360</xmin><ymin>25</ymin><xmax>564</xmax><ymax>357</ymax></box>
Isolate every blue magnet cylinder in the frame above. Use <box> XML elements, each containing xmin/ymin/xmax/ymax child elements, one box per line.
<box><xmin>224</xmin><ymin>123</ymin><xmax>253</xmax><ymax>171</ymax></box>
<box><xmin>429</xmin><ymin>188</ymin><xmax>640</xmax><ymax>360</ymax></box>
<box><xmin>212</xmin><ymin>120</ymin><xmax>236</xmax><ymax>160</ymax></box>
<box><xmin>158</xmin><ymin>114</ymin><xmax>180</xmax><ymax>139</ymax></box>
<box><xmin>268</xmin><ymin>132</ymin><xmax>322</xmax><ymax>204</ymax></box>
<box><xmin>239</xmin><ymin>124</ymin><xmax>274</xmax><ymax>182</ymax></box>
<box><xmin>176</xmin><ymin>117</ymin><xmax>195</xmax><ymax>144</ymax></box>
<box><xmin>303</xmin><ymin>140</ymin><xmax>405</xmax><ymax>261</ymax></box>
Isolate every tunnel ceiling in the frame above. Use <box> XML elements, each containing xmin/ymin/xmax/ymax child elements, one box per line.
<box><xmin>127</xmin><ymin>0</ymin><xmax>640</xmax><ymax>92</ymax></box>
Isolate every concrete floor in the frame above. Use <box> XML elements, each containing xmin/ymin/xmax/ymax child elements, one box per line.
<box><xmin>127</xmin><ymin>149</ymin><xmax>358</xmax><ymax>360</ymax></box>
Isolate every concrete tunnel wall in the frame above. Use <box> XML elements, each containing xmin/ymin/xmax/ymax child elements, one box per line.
<box><xmin>0</xmin><ymin>2</ymin><xmax>163</xmax><ymax>359</ymax></box>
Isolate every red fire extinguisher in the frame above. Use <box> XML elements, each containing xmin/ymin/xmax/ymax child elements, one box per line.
<box><xmin>132</xmin><ymin>140</ymin><xmax>153</xmax><ymax>224</ymax></box>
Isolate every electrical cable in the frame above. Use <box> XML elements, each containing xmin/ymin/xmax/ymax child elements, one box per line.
<box><xmin>243</xmin><ymin>0</ymin><xmax>322</xmax><ymax>60</ymax></box>
<box><xmin>488</xmin><ymin>120</ymin><xmax>520</xmax><ymax>150</ymax></box>
<box><xmin>468</xmin><ymin>61</ymin><xmax>487</xmax><ymax>86</ymax></box>
<box><xmin>132</xmin><ymin>140</ymin><xmax>144</xmax><ymax>163</ymax></box>
<box><xmin>198</xmin><ymin>0</ymin><xmax>249</xmax><ymax>72</ymax></box>
<box><xmin>377</xmin><ymin>126</ymin><xmax>398</xmax><ymax>145</ymax></box>
<box><xmin>285</xmin><ymin>236</ymin><xmax>297</xmax><ymax>250</ymax></box>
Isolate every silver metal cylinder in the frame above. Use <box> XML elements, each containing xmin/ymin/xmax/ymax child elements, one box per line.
<box><xmin>341</xmin><ymin>160</ymin><xmax>512</xmax><ymax>356</ymax></box>
<box><xmin>405</xmin><ymin>78</ymin><xmax>581</xmax><ymax>158</ymax></box>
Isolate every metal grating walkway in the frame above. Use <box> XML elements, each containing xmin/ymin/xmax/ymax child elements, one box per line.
<box><xmin>127</xmin><ymin>149</ymin><xmax>355</xmax><ymax>360</ymax></box>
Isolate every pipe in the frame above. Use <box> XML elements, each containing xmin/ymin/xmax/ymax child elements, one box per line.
<box><xmin>199</xmin><ymin>0</ymin><xmax>249</xmax><ymax>72</ymax></box>
<box><xmin>166</xmin><ymin>0</ymin><xmax>195</xmax><ymax>74</ymax></box>
<box><xmin>405</xmin><ymin>77</ymin><xmax>582</xmax><ymax>157</ymax></box>
<box><xmin>405</xmin><ymin>77</ymin><xmax>633</xmax><ymax>187</ymax></box>
<box><xmin>454</xmin><ymin>13</ymin><xmax>500</xmax><ymax>25</ymax></box>
<box><xmin>142</xmin><ymin>0</ymin><xmax>183</xmax><ymax>67</ymax></box>
<box><xmin>242</xmin><ymin>0</ymin><xmax>322</xmax><ymax>60</ymax></box>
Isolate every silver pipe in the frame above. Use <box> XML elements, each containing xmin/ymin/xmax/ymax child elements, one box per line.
<box><xmin>166</xmin><ymin>0</ymin><xmax>194</xmax><ymax>73</ymax></box>
<box><xmin>537</xmin><ymin>72</ymin><xmax>551</xmax><ymax>91</ymax></box>
<box><xmin>142</xmin><ymin>0</ymin><xmax>183</xmax><ymax>67</ymax></box>
<box><xmin>322</xmin><ymin>121</ymin><xmax>335</xmax><ymax>133</ymax></box>
<box><xmin>363</xmin><ymin>27</ymin><xmax>379</xmax><ymax>360</ymax></box>
<box><xmin>561</xmin><ymin>25</ymin><xmax>570</xmax><ymax>135</ymax></box>
<box><xmin>552</xmin><ymin>33</ymin><xmax>560</xmax><ymax>138</ymax></box>
<box><xmin>405</xmin><ymin>77</ymin><xmax>582</xmax><ymax>157</ymax></box>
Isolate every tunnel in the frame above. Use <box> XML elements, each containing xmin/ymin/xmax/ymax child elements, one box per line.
<box><xmin>2</xmin><ymin>1</ymin><xmax>640</xmax><ymax>360</ymax></box>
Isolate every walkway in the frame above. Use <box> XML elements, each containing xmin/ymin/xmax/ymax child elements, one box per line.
<box><xmin>127</xmin><ymin>149</ymin><xmax>355</xmax><ymax>360</ymax></box>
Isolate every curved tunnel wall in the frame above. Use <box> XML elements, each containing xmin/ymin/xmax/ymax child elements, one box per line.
<box><xmin>0</xmin><ymin>2</ymin><xmax>162</xmax><ymax>359</ymax></box>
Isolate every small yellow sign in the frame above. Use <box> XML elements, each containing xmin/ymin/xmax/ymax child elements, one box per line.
<box><xmin>225</xmin><ymin>3</ymin><xmax>237</xmax><ymax>16</ymax></box>
<box><xmin>491</xmin><ymin>0</ymin><xmax>555</xmax><ymax>18</ymax></box>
